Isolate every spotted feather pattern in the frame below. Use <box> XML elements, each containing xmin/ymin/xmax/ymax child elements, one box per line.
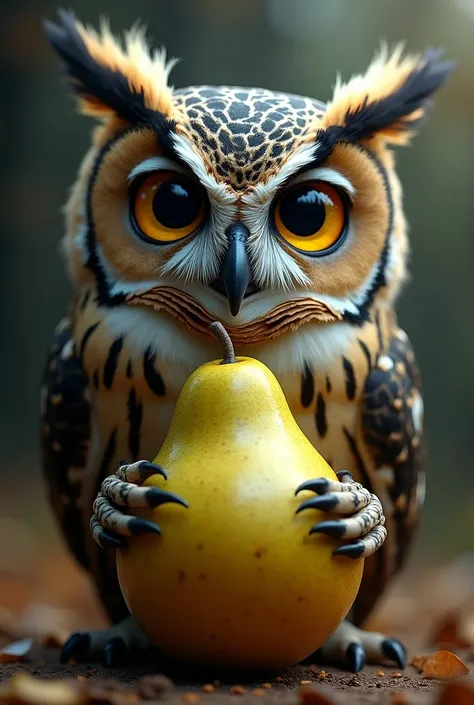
<box><xmin>174</xmin><ymin>86</ymin><xmax>324</xmax><ymax>189</ymax></box>
<box><xmin>362</xmin><ymin>329</ymin><xmax>425</xmax><ymax>568</ymax></box>
<box><xmin>41</xmin><ymin>317</ymin><xmax>91</xmax><ymax>571</ymax></box>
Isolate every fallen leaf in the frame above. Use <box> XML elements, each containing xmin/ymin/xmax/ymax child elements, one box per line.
<box><xmin>0</xmin><ymin>638</ymin><xmax>33</xmax><ymax>663</ymax></box>
<box><xmin>137</xmin><ymin>675</ymin><xmax>175</xmax><ymax>699</ymax></box>
<box><xmin>437</xmin><ymin>680</ymin><xmax>474</xmax><ymax>704</ymax></box>
<box><xmin>229</xmin><ymin>686</ymin><xmax>246</xmax><ymax>695</ymax></box>
<box><xmin>298</xmin><ymin>683</ymin><xmax>341</xmax><ymax>704</ymax></box>
<box><xmin>1</xmin><ymin>674</ymin><xmax>85</xmax><ymax>705</ymax></box>
<box><xmin>390</xmin><ymin>694</ymin><xmax>408</xmax><ymax>705</ymax></box>
<box><xmin>412</xmin><ymin>650</ymin><xmax>470</xmax><ymax>680</ymax></box>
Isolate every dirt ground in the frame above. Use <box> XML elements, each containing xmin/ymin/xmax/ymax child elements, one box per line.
<box><xmin>1</xmin><ymin>638</ymin><xmax>473</xmax><ymax>704</ymax></box>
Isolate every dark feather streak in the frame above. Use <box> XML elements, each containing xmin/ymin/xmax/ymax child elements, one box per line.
<box><xmin>315</xmin><ymin>392</ymin><xmax>327</xmax><ymax>438</ymax></box>
<box><xmin>103</xmin><ymin>336</ymin><xmax>124</xmax><ymax>389</ymax></box>
<box><xmin>300</xmin><ymin>363</ymin><xmax>314</xmax><ymax>408</ymax></box>
<box><xmin>343</xmin><ymin>356</ymin><xmax>356</xmax><ymax>400</ymax></box>
<box><xmin>143</xmin><ymin>346</ymin><xmax>166</xmax><ymax>396</ymax></box>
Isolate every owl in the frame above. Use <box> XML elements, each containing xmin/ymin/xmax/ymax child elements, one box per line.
<box><xmin>41</xmin><ymin>10</ymin><xmax>452</xmax><ymax>672</ymax></box>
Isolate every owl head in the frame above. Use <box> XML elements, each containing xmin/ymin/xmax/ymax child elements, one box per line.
<box><xmin>44</xmin><ymin>11</ymin><xmax>452</xmax><ymax>373</ymax></box>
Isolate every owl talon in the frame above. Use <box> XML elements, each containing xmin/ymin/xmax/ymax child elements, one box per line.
<box><xmin>317</xmin><ymin>620</ymin><xmax>407</xmax><ymax>672</ymax></box>
<box><xmin>117</xmin><ymin>459</ymin><xmax>167</xmax><ymax>483</ymax></box>
<box><xmin>309</xmin><ymin>519</ymin><xmax>346</xmax><ymax>538</ymax></box>
<box><xmin>296</xmin><ymin>487</ymin><xmax>372</xmax><ymax>515</ymax></box>
<box><xmin>295</xmin><ymin>471</ymin><xmax>385</xmax><ymax>554</ymax></box>
<box><xmin>128</xmin><ymin>517</ymin><xmax>162</xmax><ymax>536</ymax></box>
<box><xmin>295</xmin><ymin>474</ymin><xmax>363</xmax><ymax>497</ymax></box>
<box><xmin>90</xmin><ymin>460</ymin><xmax>188</xmax><ymax>548</ymax></box>
<box><xmin>104</xmin><ymin>636</ymin><xmax>128</xmax><ymax>668</ymax></box>
<box><xmin>381</xmin><ymin>638</ymin><xmax>406</xmax><ymax>669</ymax></box>
<box><xmin>101</xmin><ymin>475</ymin><xmax>188</xmax><ymax>510</ymax></box>
<box><xmin>90</xmin><ymin>517</ymin><xmax>127</xmax><ymax>548</ymax></box>
<box><xmin>346</xmin><ymin>642</ymin><xmax>366</xmax><ymax>673</ymax></box>
<box><xmin>333</xmin><ymin>525</ymin><xmax>387</xmax><ymax>559</ymax></box>
<box><xmin>60</xmin><ymin>632</ymin><xmax>91</xmax><ymax>664</ymax></box>
<box><xmin>60</xmin><ymin>616</ymin><xmax>150</xmax><ymax>666</ymax></box>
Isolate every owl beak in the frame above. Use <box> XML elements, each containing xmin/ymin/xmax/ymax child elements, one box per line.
<box><xmin>220</xmin><ymin>223</ymin><xmax>252</xmax><ymax>317</ymax></box>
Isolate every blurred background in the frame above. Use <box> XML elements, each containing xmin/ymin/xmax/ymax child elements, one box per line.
<box><xmin>0</xmin><ymin>0</ymin><xmax>473</xmax><ymax>637</ymax></box>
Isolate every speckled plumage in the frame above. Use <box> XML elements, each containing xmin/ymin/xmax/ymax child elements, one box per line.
<box><xmin>174</xmin><ymin>86</ymin><xmax>325</xmax><ymax>189</ymax></box>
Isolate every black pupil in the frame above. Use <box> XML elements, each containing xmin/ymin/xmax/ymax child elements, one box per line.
<box><xmin>279</xmin><ymin>184</ymin><xmax>328</xmax><ymax>237</ymax></box>
<box><xmin>152</xmin><ymin>177</ymin><xmax>202</xmax><ymax>229</ymax></box>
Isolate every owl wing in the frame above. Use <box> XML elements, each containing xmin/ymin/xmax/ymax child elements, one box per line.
<box><xmin>352</xmin><ymin>329</ymin><xmax>426</xmax><ymax>626</ymax></box>
<box><xmin>41</xmin><ymin>317</ymin><xmax>92</xmax><ymax>573</ymax></box>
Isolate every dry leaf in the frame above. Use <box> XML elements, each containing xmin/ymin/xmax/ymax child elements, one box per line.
<box><xmin>436</xmin><ymin>680</ymin><xmax>474</xmax><ymax>704</ymax></box>
<box><xmin>390</xmin><ymin>694</ymin><xmax>408</xmax><ymax>705</ymax></box>
<box><xmin>137</xmin><ymin>675</ymin><xmax>174</xmax><ymax>699</ymax></box>
<box><xmin>0</xmin><ymin>639</ymin><xmax>33</xmax><ymax>663</ymax></box>
<box><xmin>0</xmin><ymin>674</ymin><xmax>85</xmax><ymax>705</ymax></box>
<box><xmin>412</xmin><ymin>650</ymin><xmax>470</xmax><ymax>680</ymax></box>
<box><xmin>298</xmin><ymin>683</ymin><xmax>341</xmax><ymax>704</ymax></box>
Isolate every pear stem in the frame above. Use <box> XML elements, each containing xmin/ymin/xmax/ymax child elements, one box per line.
<box><xmin>209</xmin><ymin>322</ymin><xmax>237</xmax><ymax>364</ymax></box>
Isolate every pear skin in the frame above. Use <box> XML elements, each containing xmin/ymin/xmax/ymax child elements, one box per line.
<box><xmin>117</xmin><ymin>350</ymin><xmax>364</xmax><ymax>669</ymax></box>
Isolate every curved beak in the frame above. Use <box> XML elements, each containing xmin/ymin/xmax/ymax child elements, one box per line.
<box><xmin>220</xmin><ymin>223</ymin><xmax>252</xmax><ymax>317</ymax></box>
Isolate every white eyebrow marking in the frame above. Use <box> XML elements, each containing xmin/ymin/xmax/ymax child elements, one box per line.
<box><xmin>127</xmin><ymin>156</ymin><xmax>189</xmax><ymax>182</ymax></box>
<box><xmin>289</xmin><ymin>167</ymin><xmax>356</xmax><ymax>197</ymax></box>
<box><xmin>245</xmin><ymin>142</ymin><xmax>318</xmax><ymax>206</ymax></box>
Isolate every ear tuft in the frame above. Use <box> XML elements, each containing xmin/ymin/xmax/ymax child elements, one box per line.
<box><xmin>319</xmin><ymin>44</ymin><xmax>454</xmax><ymax>148</ymax></box>
<box><xmin>43</xmin><ymin>9</ymin><xmax>178</xmax><ymax>123</ymax></box>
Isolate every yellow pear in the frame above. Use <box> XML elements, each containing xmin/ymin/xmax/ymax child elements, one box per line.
<box><xmin>116</xmin><ymin>323</ymin><xmax>363</xmax><ymax>669</ymax></box>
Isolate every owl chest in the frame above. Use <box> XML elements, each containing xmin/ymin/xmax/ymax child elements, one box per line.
<box><xmin>75</xmin><ymin>303</ymin><xmax>375</xmax><ymax>485</ymax></box>
<box><xmin>88</xmin><ymin>352</ymin><xmax>362</xmax><ymax>482</ymax></box>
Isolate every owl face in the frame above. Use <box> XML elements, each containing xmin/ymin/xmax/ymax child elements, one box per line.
<box><xmin>46</xmin><ymin>11</ymin><xmax>452</xmax><ymax>370</ymax></box>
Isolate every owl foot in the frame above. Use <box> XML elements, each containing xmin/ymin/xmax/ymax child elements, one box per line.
<box><xmin>60</xmin><ymin>615</ymin><xmax>150</xmax><ymax>667</ymax></box>
<box><xmin>295</xmin><ymin>470</ymin><xmax>386</xmax><ymax>558</ymax></box>
<box><xmin>316</xmin><ymin>619</ymin><xmax>406</xmax><ymax>673</ymax></box>
<box><xmin>90</xmin><ymin>460</ymin><xmax>189</xmax><ymax>549</ymax></box>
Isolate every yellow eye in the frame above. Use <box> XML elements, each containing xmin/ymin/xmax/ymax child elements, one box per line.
<box><xmin>132</xmin><ymin>171</ymin><xmax>207</xmax><ymax>243</ymax></box>
<box><xmin>274</xmin><ymin>181</ymin><xmax>346</xmax><ymax>254</ymax></box>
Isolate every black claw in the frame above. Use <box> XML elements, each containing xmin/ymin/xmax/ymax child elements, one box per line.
<box><xmin>99</xmin><ymin>529</ymin><xmax>127</xmax><ymax>549</ymax></box>
<box><xmin>346</xmin><ymin>642</ymin><xmax>366</xmax><ymax>673</ymax></box>
<box><xmin>128</xmin><ymin>518</ymin><xmax>162</xmax><ymax>536</ymax></box>
<box><xmin>104</xmin><ymin>636</ymin><xmax>128</xmax><ymax>668</ymax></box>
<box><xmin>146</xmin><ymin>487</ymin><xmax>189</xmax><ymax>509</ymax></box>
<box><xmin>295</xmin><ymin>478</ymin><xmax>330</xmax><ymax>496</ymax></box>
<box><xmin>309</xmin><ymin>520</ymin><xmax>346</xmax><ymax>538</ymax></box>
<box><xmin>333</xmin><ymin>541</ymin><xmax>365</xmax><ymax>558</ymax></box>
<box><xmin>60</xmin><ymin>632</ymin><xmax>91</xmax><ymax>663</ymax></box>
<box><xmin>118</xmin><ymin>459</ymin><xmax>129</xmax><ymax>467</ymax></box>
<box><xmin>295</xmin><ymin>495</ymin><xmax>338</xmax><ymax>514</ymax></box>
<box><xmin>336</xmin><ymin>470</ymin><xmax>353</xmax><ymax>483</ymax></box>
<box><xmin>382</xmin><ymin>638</ymin><xmax>406</xmax><ymax>669</ymax></box>
<box><xmin>139</xmin><ymin>460</ymin><xmax>168</xmax><ymax>480</ymax></box>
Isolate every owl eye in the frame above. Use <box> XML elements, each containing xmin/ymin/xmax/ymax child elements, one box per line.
<box><xmin>274</xmin><ymin>181</ymin><xmax>347</xmax><ymax>255</ymax></box>
<box><xmin>131</xmin><ymin>171</ymin><xmax>207</xmax><ymax>244</ymax></box>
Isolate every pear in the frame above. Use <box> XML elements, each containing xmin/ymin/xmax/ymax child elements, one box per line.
<box><xmin>116</xmin><ymin>323</ymin><xmax>363</xmax><ymax>669</ymax></box>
